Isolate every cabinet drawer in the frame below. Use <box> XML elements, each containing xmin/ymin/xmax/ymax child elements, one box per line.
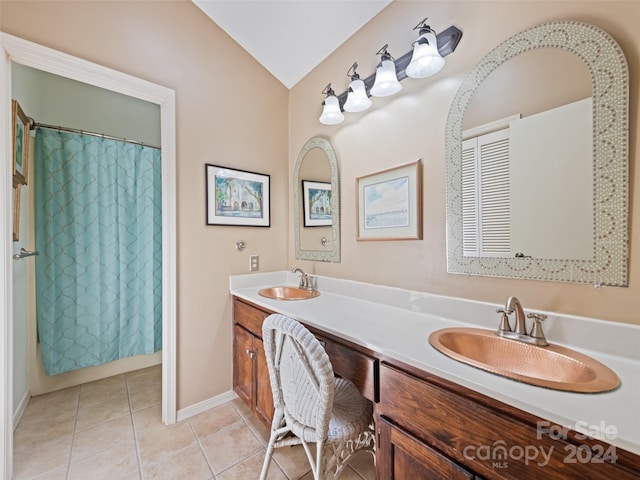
<box><xmin>233</xmin><ymin>298</ymin><xmax>270</xmax><ymax>337</ymax></box>
<box><xmin>379</xmin><ymin>416</ymin><xmax>474</xmax><ymax>479</ymax></box>
<box><xmin>316</xmin><ymin>333</ymin><xmax>377</xmax><ymax>402</ymax></box>
<box><xmin>378</xmin><ymin>362</ymin><xmax>637</xmax><ymax>480</ymax></box>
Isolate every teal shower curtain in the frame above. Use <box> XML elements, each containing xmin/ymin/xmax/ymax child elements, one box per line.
<box><xmin>34</xmin><ymin>127</ymin><xmax>162</xmax><ymax>376</ymax></box>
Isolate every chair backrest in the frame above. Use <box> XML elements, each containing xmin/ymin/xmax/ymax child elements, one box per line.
<box><xmin>262</xmin><ymin>314</ymin><xmax>335</xmax><ymax>442</ymax></box>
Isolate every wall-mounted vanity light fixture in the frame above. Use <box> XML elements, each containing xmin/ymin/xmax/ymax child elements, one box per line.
<box><xmin>343</xmin><ymin>63</ymin><xmax>372</xmax><ymax>113</ymax></box>
<box><xmin>406</xmin><ymin>19</ymin><xmax>445</xmax><ymax>78</ymax></box>
<box><xmin>370</xmin><ymin>44</ymin><xmax>402</xmax><ymax>97</ymax></box>
<box><xmin>319</xmin><ymin>83</ymin><xmax>345</xmax><ymax>125</ymax></box>
<box><xmin>319</xmin><ymin>18</ymin><xmax>462</xmax><ymax>125</ymax></box>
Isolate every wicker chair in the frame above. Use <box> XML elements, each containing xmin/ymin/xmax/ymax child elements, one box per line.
<box><xmin>260</xmin><ymin>314</ymin><xmax>375</xmax><ymax>480</ymax></box>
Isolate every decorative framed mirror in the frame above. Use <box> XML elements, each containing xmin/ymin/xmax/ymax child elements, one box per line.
<box><xmin>445</xmin><ymin>21</ymin><xmax>629</xmax><ymax>286</ymax></box>
<box><xmin>294</xmin><ymin>137</ymin><xmax>341</xmax><ymax>262</ymax></box>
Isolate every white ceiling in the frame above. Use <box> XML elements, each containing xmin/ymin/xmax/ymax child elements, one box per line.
<box><xmin>192</xmin><ymin>0</ymin><xmax>392</xmax><ymax>89</ymax></box>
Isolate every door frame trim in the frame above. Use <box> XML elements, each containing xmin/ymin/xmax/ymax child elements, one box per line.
<box><xmin>0</xmin><ymin>32</ymin><xmax>178</xmax><ymax>479</ymax></box>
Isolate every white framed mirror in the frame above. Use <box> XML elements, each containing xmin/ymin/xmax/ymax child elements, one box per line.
<box><xmin>445</xmin><ymin>21</ymin><xmax>629</xmax><ymax>286</ymax></box>
<box><xmin>294</xmin><ymin>137</ymin><xmax>340</xmax><ymax>262</ymax></box>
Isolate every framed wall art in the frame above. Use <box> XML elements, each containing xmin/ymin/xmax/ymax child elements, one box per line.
<box><xmin>302</xmin><ymin>180</ymin><xmax>332</xmax><ymax>227</ymax></box>
<box><xmin>356</xmin><ymin>159</ymin><xmax>423</xmax><ymax>241</ymax></box>
<box><xmin>12</xmin><ymin>99</ymin><xmax>30</xmax><ymax>186</ymax></box>
<box><xmin>205</xmin><ymin>164</ymin><xmax>270</xmax><ymax>227</ymax></box>
<box><xmin>13</xmin><ymin>184</ymin><xmax>21</xmax><ymax>242</ymax></box>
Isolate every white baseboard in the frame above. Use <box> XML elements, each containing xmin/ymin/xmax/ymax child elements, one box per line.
<box><xmin>176</xmin><ymin>390</ymin><xmax>238</xmax><ymax>422</ymax></box>
<box><xmin>13</xmin><ymin>390</ymin><xmax>30</xmax><ymax>431</ymax></box>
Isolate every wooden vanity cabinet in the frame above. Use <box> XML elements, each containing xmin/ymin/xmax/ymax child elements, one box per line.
<box><xmin>232</xmin><ymin>298</ymin><xmax>274</xmax><ymax>427</ymax></box>
<box><xmin>377</xmin><ymin>361</ymin><xmax>640</xmax><ymax>480</ymax></box>
<box><xmin>232</xmin><ymin>296</ymin><xmax>640</xmax><ymax>479</ymax></box>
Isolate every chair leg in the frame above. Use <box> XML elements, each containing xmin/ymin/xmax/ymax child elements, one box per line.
<box><xmin>260</xmin><ymin>409</ymin><xmax>285</xmax><ymax>480</ymax></box>
<box><xmin>314</xmin><ymin>440</ymin><xmax>324</xmax><ymax>480</ymax></box>
<box><xmin>259</xmin><ymin>439</ymin><xmax>276</xmax><ymax>480</ymax></box>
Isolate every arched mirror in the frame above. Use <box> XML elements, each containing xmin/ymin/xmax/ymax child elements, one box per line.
<box><xmin>445</xmin><ymin>21</ymin><xmax>629</xmax><ymax>285</ymax></box>
<box><xmin>294</xmin><ymin>137</ymin><xmax>340</xmax><ymax>262</ymax></box>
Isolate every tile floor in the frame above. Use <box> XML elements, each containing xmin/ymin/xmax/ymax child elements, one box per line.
<box><xmin>13</xmin><ymin>365</ymin><xmax>376</xmax><ymax>479</ymax></box>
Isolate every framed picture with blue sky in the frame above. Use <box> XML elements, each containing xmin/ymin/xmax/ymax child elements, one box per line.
<box><xmin>356</xmin><ymin>159</ymin><xmax>422</xmax><ymax>241</ymax></box>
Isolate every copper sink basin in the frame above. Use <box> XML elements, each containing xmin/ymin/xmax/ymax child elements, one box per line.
<box><xmin>258</xmin><ymin>286</ymin><xmax>320</xmax><ymax>301</ymax></box>
<box><xmin>428</xmin><ymin>328</ymin><xmax>620</xmax><ymax>393</ymax></box>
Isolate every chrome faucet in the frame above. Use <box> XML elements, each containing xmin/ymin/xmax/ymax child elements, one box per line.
<box><xmin>496</xmin><ymin>296</ymin><xmax>548</xmax><ymax>346</ymax></box>
<box><xmin>506</xmin><ymin>296</ymin><xmax>526</xmax><ymax>335</ymax></box>
<box><xmin>292</xmin><ymin>267</ymin><xmax>314</xmax><ymax>291</ymax></box>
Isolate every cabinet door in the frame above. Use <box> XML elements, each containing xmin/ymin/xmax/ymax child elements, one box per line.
<box><xmin>379</xmin><ymin>417</ymin><xmax>474</xmax><ymax>480</ymax></box>
<box><xmin>254</xmin><ymin>339</ymin><xmax>274</xmax><ymax>426</ymax></box>
<box><xmin>233</xmin><ymin>324</ymin><xmax>254</xmax><ymax>405</ymax></box>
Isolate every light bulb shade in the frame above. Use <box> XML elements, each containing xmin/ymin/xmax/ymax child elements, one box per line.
<box><xmin>319</xmin><ymin>95</ymin><xmax>344</xmax><ymax>125</ymax></box>
<box><xmin>343</xmin><ymin>79</ymin><xmax>372</xmax><ymax>113</ymax></box>
<box><xmin>406</xmin><ymin>31</ymin><xmax>445</xmax><ymax>78</ymax></box>
<box><xmin>370</xmin><ymin>59</ymin><xmax>402</xmax><ymax>97</ymax></box>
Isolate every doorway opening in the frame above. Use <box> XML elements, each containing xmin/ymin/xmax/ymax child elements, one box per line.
<box><xmin>1</xmin><ymin>32</ymin><xmax>177</xmax><ymax>480</ymax></box>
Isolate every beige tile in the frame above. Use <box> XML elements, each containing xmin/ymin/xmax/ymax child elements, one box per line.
<box><xmin>80</xmin><ymin>374</ymin><xmax>127</xmax><ymax>405</ymax></box>
<box><xmin>14</xmin><ymin>410</ymin><xmax>76</xmax><ymax>454</ymax></box>
<box><xmin>75</xmin><ymin>393</ymin><xmax>130</xmax><ymax>431</ymax></box>
<box><xmin>298</xmin><ymin>465</ymin><xmax>364</xmax><ymax>480</ymax></box>
<box><xmin>295</xmin><ymin>449</ymin><xmax>376</xmax><ymax>480</ymax></box>
<box><xmin>199</xmin><ymin>421</ymin><xmax>263</xmax><ymax>474</ymax></box>
<box><xmin>31</xmin><ymin>465</ymin><xmax>69</xmax><ymax>480</ymax></box>
<box><xmin>133</xmin><ymin>405</ymin><xmax>196</xmax><ymax>466</ymax></box>
<box><xmin>217</xmin><ymin>451</ymin><xmax>287</xmax><ymax>480</ymax></box>
<box><xmin>347</xmin><ymin>450</ymin><xmax>376</xmax><ymax>480</ymax></box>
<box><xmin>71</xmin><ymin>414</ymin><xmax>135</xmax><ymax>462</ymax></box>
<box><xmin>189</xmin><ymin>403</ymin><xmax>242</xmax><ymax>440</ymax></box>
<box><xmin>141</xmin><ymin>443</ymin><xmax>212</xmax><ymax>480</ymax></box>
<box><xmin>273</xmin><ymin>444</ymin><xmax>312</xmax><ymax>480</ymax></box>
<box><xmin>14</xmin><ymin>388</ymin><xmax>80</xmax><ymax>453</ymax></box>
<box><xmin>244</xmin><ymin>411</ymin><xmax>271</xmax><ymax>446</ymax></box>
<box><xmin>340</xmin><ymin>466</ymin><xmax>370</xmax><ymax>480</ymax></box>
<box><xmin>230</xmin><ymin>397</ymin><xmax>253</xmax><ymax>419</ymax></box>
<box><xmin>23</xmin><ymin>386</ymin><xmax>80</xmax><ymax>417</ymax></box>
<box><xmin>75</xmin><ymin>374</ymin><xmax>130</xmax><ymax>431</ymax></box>
<box><xmin>68</xmin><ymin>441</ymin><xmax>138</xmax><ymax>480</ymax></box>
<box><xmin>126</xmin><ymin>365</ymin><xmax>162</xmax><ymax>411</ymax></box>
<box><xmin>119</xmin><ymin>473</ymin><xmax>142</xmax><ymax>480</ymax></box>
<box><xmin>13</xmin><ymin>434</ymin><xmax>72</xmax><ymax>480</ymax></box>
<box><xmin>131</xmin><ymin>403</ymin><xmax>163</xmax><ymax>432</ymax></box>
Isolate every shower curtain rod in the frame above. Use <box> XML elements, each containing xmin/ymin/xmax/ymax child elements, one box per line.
<box><xmin>30</xmin><ymin>120</ymin><xmax>161</xmax><ymax>150</ymax></box>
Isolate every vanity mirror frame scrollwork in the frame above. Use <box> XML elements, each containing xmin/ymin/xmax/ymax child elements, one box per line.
<box><xmin>294</xmin><ymin>137</ymin><xmax>341</xmax><ymax>262</ymax></box>
<box><xmin>445</xmin><ymin>21</ymin><xmax>629</xmax><ymax>286</ymax></box>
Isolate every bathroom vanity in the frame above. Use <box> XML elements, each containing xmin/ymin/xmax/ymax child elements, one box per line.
<box><xmin>231</xmin><ymin>272</ymin><xmax>640</xmax><ymax>479</ymax></box>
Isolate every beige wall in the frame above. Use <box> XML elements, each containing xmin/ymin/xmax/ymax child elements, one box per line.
<box><xmin>3</xmin><ymin>0</ymin><xmax>639</xmax><ymax>413</ymax></box>
<box><xmin>289</xmin><ymin>1</ymin><xmax>640</xmax><ymax>326</ymax></box>
<box><xmin>1</xmin><ymin>0</ymin><xmax>289</xmax><ymax>408</ymax></box>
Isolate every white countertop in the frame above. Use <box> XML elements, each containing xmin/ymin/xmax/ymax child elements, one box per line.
<box><xmin>230</xmin><ymin>271</ymin><xmax>640</xmax><ymax>456</ymax></box>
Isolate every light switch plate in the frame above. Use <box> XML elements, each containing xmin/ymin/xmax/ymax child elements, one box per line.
<box><xmin>249</xmin><ymin>255</ymin><xmax>259</xmax><ymax>272</ymax></box>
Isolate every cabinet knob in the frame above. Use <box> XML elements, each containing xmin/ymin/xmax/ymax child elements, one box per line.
<box><xmin>246</xmin><ymin>349</ymin><xmax>256</xmax><ymax>358</ymax></box>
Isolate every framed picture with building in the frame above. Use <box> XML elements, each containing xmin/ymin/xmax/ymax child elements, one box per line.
<box><xmin>205</xmin><ymin>164</ymin><xmax>270</xmax><ymax>227</ymax></box>
<box><xmin>302</xmin><ymin>180</ymin><xmax>332</xmax><ymax>227</ymax></box>
<box><xmin>12</xmin><ymin>99</ymin><xmax>30</xmax><ymax>186</ymax></box>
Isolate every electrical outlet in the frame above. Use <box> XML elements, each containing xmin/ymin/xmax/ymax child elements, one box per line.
<box><xmin>249</xmin><ymin>255</ymin><xmax>259</xmax><ymax>272</ymax></box>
